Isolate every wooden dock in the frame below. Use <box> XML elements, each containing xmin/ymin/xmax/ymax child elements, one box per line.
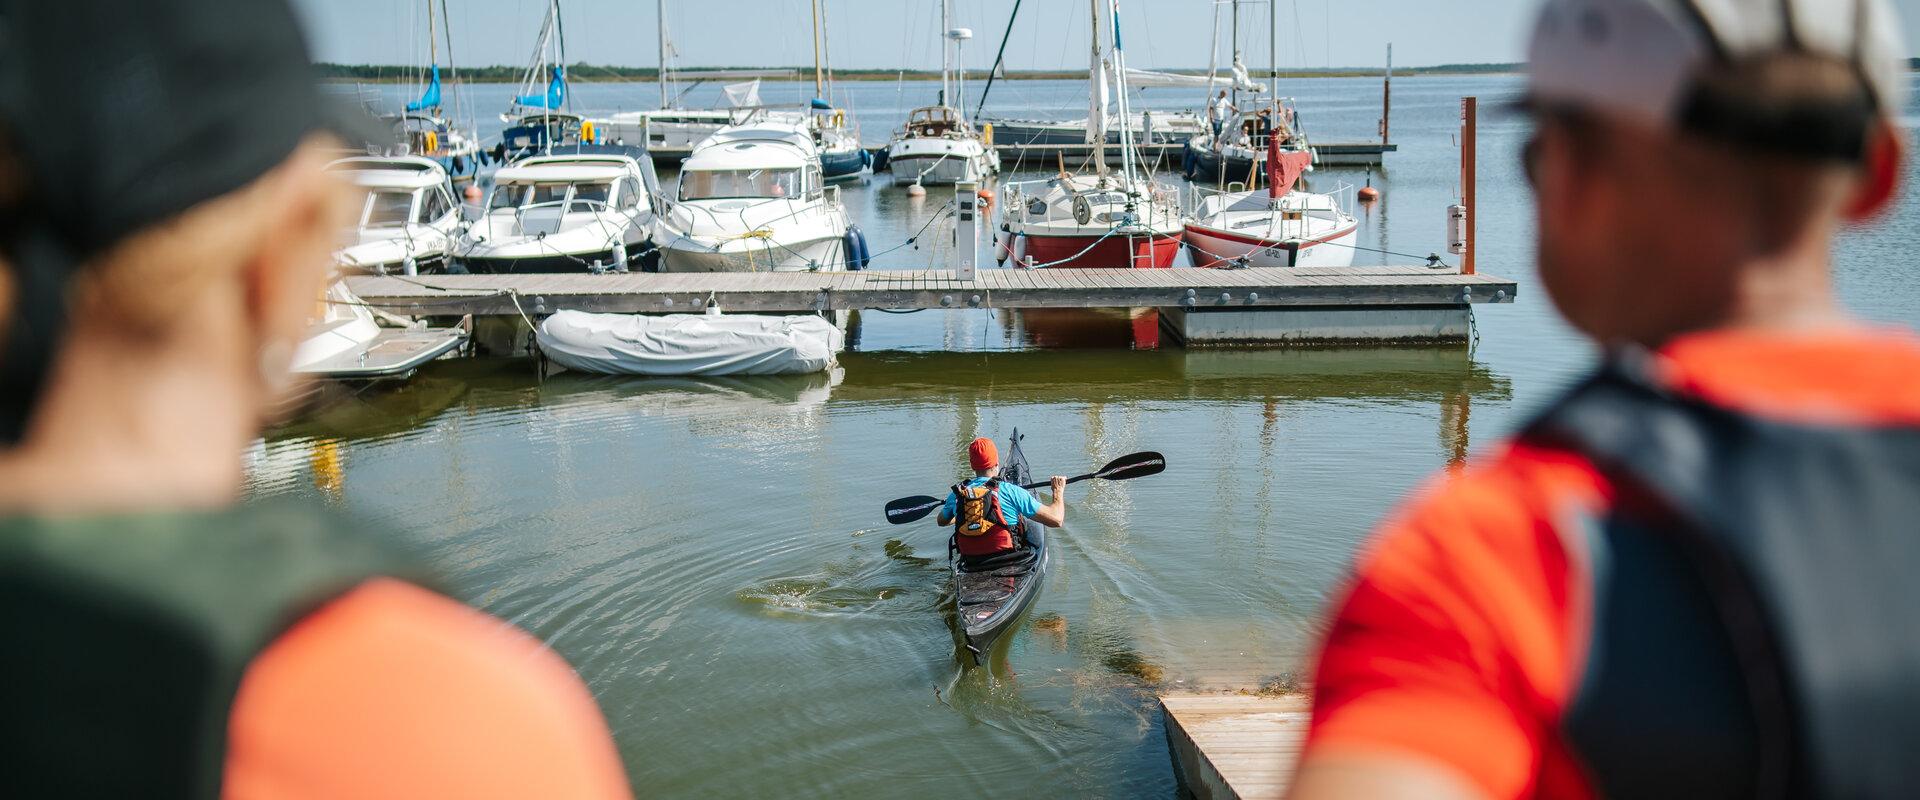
<box><xmin>1162</xmin><ymin>694</ymin><xmax>1312</xmax><ymax>800</ymax></box>
<box><xmin>345</xmin><ymin>266</ymin><xmax>1513</xmax><ymax>317</ymax></box>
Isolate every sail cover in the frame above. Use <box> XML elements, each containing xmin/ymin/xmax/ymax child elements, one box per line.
<box><xmin>515</xmin><ymin>65</ymin><xmax>566</xmax><ymax>109</ymax></box>
<box><xmin>406</xmin><ymin>65</ymin><xmax>443</xmax><ymax>112</ymax></box>
<box><xmin>1123</xmin><ymin>67</ymin><xmax>1263</xmax><ymax>92</ymax></box>
<box><xmin>724</xmin><ymin>79</ymin><xmax>763</xmax><ymax>109</ymax></box>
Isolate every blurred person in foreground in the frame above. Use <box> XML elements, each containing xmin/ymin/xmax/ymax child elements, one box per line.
<box><xmin>0</xmin><ymin>2</ymin><xmax>630</xmax><ymax>797</ymax></box>
<box><xmin>1288</xmin><ymin>0</ymin><xmax>1914</xmax><ymax>798</ymax></box>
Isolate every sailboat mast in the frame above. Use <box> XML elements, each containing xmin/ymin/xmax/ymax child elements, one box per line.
<box><xmin>820</xmin><ymin>0</ymin><xmax>836</xmax><ymax>103</ymax></box>
<box><xmin>1087</xmin><ymin>0</ymin><xmax>1107</xmax><ymax>175</ymax></box>
<box><xmin>425</xmin><ymin>0</ymin><xmax>439</xmax><ymax>76</ymax></box>
<box><xmin>658</xmin><ymin>0</ymin><xmax>668</xmax><ymax>108</ymax></box>
<box><xmin>1268</xmin><ymin>0</ymin><xmax>1277</xmax><ymax>98</ymax></box>
<box><xmin>811</xmin><ymin>0</ymin><xmax>824</xmax><ymax>99</ymax></box>
<box><xmin>940</xmin><ymin>0</ymin><xmax>953</xmax><ymax>106</ymax></box>
<box><xmin>1109</xmin><ymin>0</ymin><xmax>1137</xmax><ymax>185</ymax></box>
<box><xmin>439</xmin><ymin>0</ymin><xmax>466</xmax><ymax>128</ymax></box>
<box><xmin>1202</xmin><ymin>1</ymin><xmax>1220</xmax><ymax>112</ymax></box>
<box><xmin>1228</xmin><ymin>0</ymin><xmax>1239</xmax><ymax>113</ymax></box>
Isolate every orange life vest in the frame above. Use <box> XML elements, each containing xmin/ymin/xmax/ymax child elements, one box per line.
<box><xmin>952</xmin><ymin>479</ymin><xmax>1016</xmax><ymax>556</ymax></box>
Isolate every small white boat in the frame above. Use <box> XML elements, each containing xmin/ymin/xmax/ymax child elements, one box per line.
<box><xmin>326</xmin><ymin>156</ymin><xmax>466</xmax><ymax>275</ymax></box>
<box><xmin>596</xmin><ymin>108</ymin><xmax>735</xmax><ymax>152</ymax></box>
<box><xmin>1182</xmin><ymin>145</ymin><xmax>1359</xmax><ymax>268</ymax></box>
<box><xmin>655</xmin><ymin>121</ymin><xmax>858</xmax><ymax>273</ymax></box>
<box><xmin>458</xmin><ymin>146</ymin><xmax>663</xmax><ymax>273</ymax></box>
<box><xmin>885</xmin><ymin>4</ymin><xmax>996</xmax><ymax>187</ymax></box>
<box><xmin>292</xmin><ymin>281</ymin><xmax>469</xmax><ymax>380</ymax></box>
<box><xmin>536</xmin><ymin>309</ymin><xmax>844</xmax><ymax>376</ymax></box>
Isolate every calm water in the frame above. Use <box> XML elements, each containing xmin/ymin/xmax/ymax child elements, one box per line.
<box><xmin>260</xmin><ymin>75</ymin><xmax>1920</xmax><ymax>795</ymax></box>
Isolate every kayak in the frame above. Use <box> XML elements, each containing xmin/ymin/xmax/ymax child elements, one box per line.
<box><xmin>950</xmin><ymin>428</ymin><xmax>1051</xmax><ymax>664</ymax></box>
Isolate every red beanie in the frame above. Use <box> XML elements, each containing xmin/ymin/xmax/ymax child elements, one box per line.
<box><xmin>968</xmin><ymin>438</ymin><xmax>999</xmax><ymax>471</ymax></box>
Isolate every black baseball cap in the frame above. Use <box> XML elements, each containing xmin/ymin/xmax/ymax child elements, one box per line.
<box><xmin>0</xmin><ymin>0</ymin><xmax>388</xmax><ymax>443</ymax></box>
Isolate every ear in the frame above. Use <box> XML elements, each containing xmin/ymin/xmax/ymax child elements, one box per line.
<box><xmin>1843</xmin><ymin>120</ymin><xmax>1903</xmax><ymax>223</ymax></box>
<box><xmin>239</xmin><ymin>143</ymin><xmax>353</xmax><ymax>363</ymax></box>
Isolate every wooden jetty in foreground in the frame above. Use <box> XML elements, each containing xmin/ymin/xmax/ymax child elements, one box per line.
<box><xmin>345</xmin><ymin>266</ymin><xmax>1514</xmax><ymax>347</ymax></box>
<box><xmin>1162</xmin><ymin>694</ymin><xmax>1312</xmax><ymax>799</ymax></box>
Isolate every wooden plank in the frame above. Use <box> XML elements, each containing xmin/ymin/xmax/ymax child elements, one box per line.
<box><xmin>1162</xmin><ymin>694</ymin><xmax>1313</xmax><ymax>800</ymax></box>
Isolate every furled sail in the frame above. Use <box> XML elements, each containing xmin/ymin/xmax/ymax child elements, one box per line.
<box><xmin>406</xmin><ymin>65</ymin><xmax>443</xmax><ymax>112</ymax></box>
<box><xmin>515</xmin><ymin>65</ymin><xmax>566</xmax><ymax>109</ymax></box>
<box><xmin>1122</xmin><ymin>67</ymin><xmax>1263</xmax><ymax>92</ymax></box>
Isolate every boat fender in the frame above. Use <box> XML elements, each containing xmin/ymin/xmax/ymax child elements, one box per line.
<box><xmin>424</xmin><ymin>130</ymin><xmax>439</xmax><ymax>154</ymax></box>
<box><xmin>993</xmin><ymin>224</ymin><xmax>1010</xmax><ymax>264</ymax></box>
<box><xmin>871</xmin><ymin>148</ymin><xmax>889</xmax><ymax>173</ymax></box>
<box><xmin>860</xmin><ymin>148</ymin><xmax>873</xmax><ymax>168</ymax></box>
<box><xmin>1010</xmin><ymin>232</ymin><xmax>1026</xmax><ymax>267</ymax></box>
<box><xmin>843</xmin><ymin>225</ymin><xmax>871</xmax><ymax>270</ymax></box>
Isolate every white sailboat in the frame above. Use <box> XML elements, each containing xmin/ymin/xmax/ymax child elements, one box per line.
<box><xmin>656</xmin><ymin>120</ymin><xmax>858</xmax><ymax>272</ymax></box>
<box><xmin>1183</xmin><ymin>135</ymin><xmax>1358</xmax><ymax>268</ymax></box>
<box><xmin>385</xmin><ymin>0</ymin><xmax>481</xmax><ymax>177</ymax></box>
<box><xmin>497</xmin><ymin>0</ymin><xmax>582</xmax><ymax>161</ymax></box>
<box><xmin>885</xmin><ymin>0</ymin><xmax>997</xmax><ymax>187</ymax></box>
<box><xmin>995</xmin><ymin>0</ymin><xmax>1182</xmax><ymax>269</ymax></box>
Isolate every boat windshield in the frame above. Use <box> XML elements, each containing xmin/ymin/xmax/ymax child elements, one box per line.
<box><xmin>488</xmin><ymin>181</ymin><xmax>616</xmax><ymax>211</ymax></box>
<box><xmin>679</xmin><ymin>168</ymin><xmax>801</xmax><ymax>201</ymax></box>
<box><xmin>361</xmin><ymin>189</ymin><xmax>415</xmax><ymax>227</ymax></box>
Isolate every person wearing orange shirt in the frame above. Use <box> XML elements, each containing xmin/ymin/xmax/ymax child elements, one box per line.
<box><xmin>0</xmin><ymin>1</ymin><xmax>631</xmax><ymax>797</ymax></box>
<box><xmin>1288</xmin><ymin>0</ymin><xmax>1915</xmax><ymax>798</ymax></box>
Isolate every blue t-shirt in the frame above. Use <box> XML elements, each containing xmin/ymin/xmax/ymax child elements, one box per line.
<box><xmin>942</xmin><ymin>477</ymin><xmax>1041</xmax><ymax>528</ymax></box>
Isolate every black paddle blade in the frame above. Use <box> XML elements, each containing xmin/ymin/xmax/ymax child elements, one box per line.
<box><xmin>885</xmin><ymin>495</ymin><xmax>945</xmax><ymax>525</ymax></box>
<box><xmin>1095</xmin><ymin>451</ymin><xmax>1166</xmax><ymax>481</ymax></box>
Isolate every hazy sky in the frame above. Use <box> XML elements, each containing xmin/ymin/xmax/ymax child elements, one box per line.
<box><xmin>295</xmin><ymin>1</ymin><xmax>1920</xmax><ymax>72</ymax></box>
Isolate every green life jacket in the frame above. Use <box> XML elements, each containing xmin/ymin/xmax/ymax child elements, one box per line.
<box><xmin>0</xmin><ymin>500</ymin><xmax>421</xmax><ymax>799</ymax></box>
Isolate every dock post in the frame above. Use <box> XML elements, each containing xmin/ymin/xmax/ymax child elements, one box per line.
<box><xmin>1460</xmin><ymin>96</ymin><xmax>1477</xmax><ymax>275</ymax></box>
<box><xmin>954</xmin><ymin>180</ymin><xmax>979</xmax><ymax>281</ymax></box>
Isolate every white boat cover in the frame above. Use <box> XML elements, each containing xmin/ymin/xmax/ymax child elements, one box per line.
<box><xmin>536</xmin><ymin>310</ymin><xmax>843</xmax><ymax>376</ymax></box>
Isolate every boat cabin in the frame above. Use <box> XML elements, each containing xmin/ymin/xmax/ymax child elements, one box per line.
<box><xmin>325</xmin><ymin>157</ymin><xmax>459</xmax><ymax>233</ymax></box>
<box><xmin>905</xmin><ymin>106</ymin><xmax>966</xmax><ymax>138</ymax></box>
<box><xmin>679</xmin><ymin>129</ymin><xmax>824</xmax><ymax>202</ymax></box>
<box><xmin>486</xmin><ymin>154</ymin><xmax>654</xmax><ymax>236</ymax></box>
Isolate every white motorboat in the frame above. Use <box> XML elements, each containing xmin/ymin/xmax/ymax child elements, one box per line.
<box><xmin>291</xmin><ymin>281</ymin><xmax>469</xmax><ymax>381</ymax></box>
<box><xmin>1182</xmin><ymin>142</ymin><xmax>1358</xmax><ymax>268</ymax></box>
<box><xmin>458</xmin><ymin>146</ymin><xmax>663</xmax><ymax>273</ymax></box>
<box><xmin>326</xmin><ymin>156</ymin><xmax>465</xmax><ymax>275</ymax></box>
<box><xmin>885</xmin><ymin>0</ymin><xmax>996</xmax><ymax>186</ymax></box>
<box><xmin>656</xmin><ymin>120</ymin><xmax>861</xmax><ymax>273</ymax></box>
<box><xmin>995</xmin><ymin>0</ymin><xmax>1182</xmax><ymax>269</ymax></box>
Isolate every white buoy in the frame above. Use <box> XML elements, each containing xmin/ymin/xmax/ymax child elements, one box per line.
<box><xmin>907</xmin><ymin>181</ymin><xmax>927</xmax><ymax>197</ymax></box>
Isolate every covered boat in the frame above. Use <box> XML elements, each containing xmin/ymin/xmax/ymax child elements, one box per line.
<box><xmin>535</xmin><ymin>310</ymin><xmax>844</xmax><ymax>376</ymax></box>
<box><xmin>951</xmin><ymin>429</ymin><xmax>1049</xmax><ymax>664</ymax></box>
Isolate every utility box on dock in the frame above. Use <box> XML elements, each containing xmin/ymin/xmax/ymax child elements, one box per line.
<box><xmin>953</xmin><ymin>180</ymin><xmax>979</xmax><ymax>281</ymax></box>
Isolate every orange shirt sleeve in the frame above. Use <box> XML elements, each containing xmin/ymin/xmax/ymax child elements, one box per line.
<box><xmin>223</xmin><ymin>578</ymin><xmax>632</xmax><ymax>800</ymax></box>
<box><xmin>1303</xmin><ymin>444</ymin><xmax>1605</xmax><ymax>800</ymax></box>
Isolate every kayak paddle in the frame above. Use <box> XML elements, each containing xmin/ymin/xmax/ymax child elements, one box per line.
<box><xmin>883</xmin><ymin>451</ymin><xmax>1166</xmax><ymax>525</ymax></box>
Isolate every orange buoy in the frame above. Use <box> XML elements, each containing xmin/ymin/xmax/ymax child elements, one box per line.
<box><xmin>1358</xmin><ymin>185</ymin><xmax>1381</xmax><ymax>203</ymax></box>
<box><xmin>976</xmin><ymin>187</ymin><xmax>995</xmax><ymax>208</ymax></box>
<box><xmin>463</xmin><ymin>184</ymin><xmax>483</xmax><ymax>203</ymax></box>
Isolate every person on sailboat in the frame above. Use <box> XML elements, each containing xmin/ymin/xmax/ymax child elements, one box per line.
<box><xmin>0</xmin><ymin>1</ymin><xmax>632</xmax><ymax>796</ymax></box>
<box><xmin>1208</xmin><ymin>90</ymin><xmax>1237</xmax><ymax>140</ymax></box>
<box><xmin>1286</xmin><ymin>0</ymin><xmax>1913</xmax><ymax>798</ymax></box>
<box><xmin>937</xmin><ymin>439</ymin><xmax>1066</xmax><ymax>566</ymax></box>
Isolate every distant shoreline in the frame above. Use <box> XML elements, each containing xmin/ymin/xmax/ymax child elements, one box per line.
<box><xmin>317</xmin><ymin>63</ymin><xmax>1520</xmax><ymax>85</ymax></box>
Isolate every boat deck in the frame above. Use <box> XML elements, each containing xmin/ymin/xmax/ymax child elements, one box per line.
<box><xmin>1161</xmin><ymin>694</ymin><xmax>1312</xmax><ymax>800</ymax></box>
<box><xmin>344</xmin><ymin>266</ymin><xmax>1514</xmax><ymax>317</ymax></box>
<box><xmin>992</xmin><ymin>141</ymin><xmax>1398</xmax><ymax>168</ymax></box>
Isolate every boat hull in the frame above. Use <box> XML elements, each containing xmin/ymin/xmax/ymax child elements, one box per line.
<box><xmin>460</xmin><ymin>241</ymin><xmax>655</xmax><ymax>274</ymax></box>
<box><xmin>820</xmin><ymin>146</ymin><xmax>868</xmax><ymax>181</ymax></box>
<box><xmin>1182</xmin><ymin>221</ymin><xmax>1359</xmax><ymax>268</ymax></box>
<box><xmin>887</xmin><ymin>153</ymin><xmax>995</xmax><ymax>186</ymax></box>
<box><xmin>656</xmin><ymin>234</ymin><xmax>847</xmax><ymax>273</ymax></box>
<box><xmin>1019</xmin><ymin>230</ymin><xmax>1181</xmax><ymax>269</ymax></box>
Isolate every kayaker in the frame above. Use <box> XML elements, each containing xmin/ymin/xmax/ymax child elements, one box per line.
<box><xmin>1287</xmin><ymin>1</ymin><xmax>1914</xmax><ymax>798</ymax></box>
<box><xmin>0</xmin><ymin>1</ymin><xmax>630</xmax><ymax>797</ymax></box>
<box><xmin>937</xmin><ymin>438</ymin><xmax>1066</xmax><ymax>564</ymax></box>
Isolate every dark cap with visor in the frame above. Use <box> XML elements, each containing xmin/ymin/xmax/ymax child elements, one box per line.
<box><xmin>0</xmin><ymin>0</ymin><xmax>387</xmax><ymax>443</ymax></box>
<box><xmin>1523</xmin><ymin>0</ymin><xmax>1908</xmax><ymax>162</ymax></box>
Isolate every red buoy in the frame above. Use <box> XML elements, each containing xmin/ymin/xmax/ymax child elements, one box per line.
<box><xmin>1358</xmin><ymin>185</ymin><xmax>1380</xmax><ymax>203</ymax></box>
<box><xmin>976</xmin><ymin>187</ymin><xmax>995</xmax><ymax>208</ymax></box>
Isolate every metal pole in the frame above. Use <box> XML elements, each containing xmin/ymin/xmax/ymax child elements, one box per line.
<box><xmin>658</xmin><ymin>0</ymin><xmax>668</xmax><ymax>108</ymax></box>
<box><xmin>1382</xmin><ymin>43</ymin><xmax>1392</xmax><ymax>145</ymax></box>
<box><xmin>941</xmin><ymin>0</ymin><xmax>953</xmax><ymax>107</ymax></box>
<box><xmin>1462</xmin><ymin>96</ymin><xmax>1476</xmax><ymax>275</ymax></box>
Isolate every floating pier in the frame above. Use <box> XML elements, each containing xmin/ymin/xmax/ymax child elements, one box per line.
<box><xmin>1162</xmin><ymin>694</ymin><xmax>1312</xmax><ymax>800</ymax></box>
<box><xmin>344</xmin><ymin>266</ymin><xmax>1513</xmax><ymax>349</ymax></box>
